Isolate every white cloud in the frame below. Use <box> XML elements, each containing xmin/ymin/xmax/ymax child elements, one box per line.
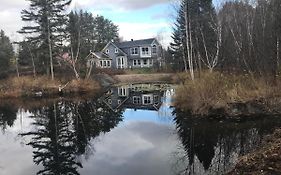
<box><xmin>0</xmin><ymin>9</ymin><xmax>25</xmax><ymax>41</ymax></box>
<box><xmin>70</xmin><ymin>0</ymin><xmax>171</xmax><ymax>11</ymax></box>
<box><xmin>0</xmin><ymin>0</ymin><xmax>28</xmax><ymax>10</ymax></box>
<box><xmin>0</xmin><ymin>0</ymin><xmax>173</xmax><ymax>47</ymax></box>
<box><xmin>117</xmin><ymin>22</ymin><xmax>172</xmax><ymax>48</ymax></box>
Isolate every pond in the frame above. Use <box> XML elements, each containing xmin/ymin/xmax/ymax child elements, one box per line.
<box><xmin>0</xmin><ymin>83</ymin><xmax>281</xmax><ymax>175</ymax></box>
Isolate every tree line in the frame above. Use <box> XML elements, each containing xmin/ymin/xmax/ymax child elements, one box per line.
<box><xmin>170</xmin><ymin>0</ymin><xmax>281</xmax><ymax>79</ymax></box>
<box><xmin>0</xmin><ymin>0</ymin><xmax>119</xmax><ymax>79</ymax></box>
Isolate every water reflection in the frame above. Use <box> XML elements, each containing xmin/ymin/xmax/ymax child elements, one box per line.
<box><xmin>20</xmin><ymin>99</ymin><xmax>123</xmax><ymax>175</ymax></box>
<box><xmin>173</xmin><ymin>111</ymin><xmax>281</xmax><ymax>175</ymax></box>
<box><xmin>102</xmin><ymin>84</ymin><xmax>170</xmax><ymax>111</ymax></box>
<box><xmin>0</xmin><ymin>104</ymin><xmax>17</xmax><ymax>131</ymax></box>
<box><xmin>1</xmin><ymin>84</ymin><xmax>281</xmax><ymax>175</ymax></box>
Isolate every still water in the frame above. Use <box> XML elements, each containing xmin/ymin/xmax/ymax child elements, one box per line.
<box><xmin>0</xmin><ymin>84</ymin><xmax>281</xmax><ymax>175</ymax></box>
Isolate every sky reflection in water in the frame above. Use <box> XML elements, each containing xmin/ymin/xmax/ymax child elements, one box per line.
<box><xmin>1</xmin><ymin>84</ymin><xmax>281</xmax><ymax>175</ymax></box>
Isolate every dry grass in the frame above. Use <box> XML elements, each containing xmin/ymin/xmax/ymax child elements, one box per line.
<box><xmin>0</xmin><ymin>76</ymin><xmax>100</xmax><ymax>98</ymax></box>
<box><xmin>175</xmin><ymin>71</ymin><xmax>281</xmax><ymax>115</ymax></box>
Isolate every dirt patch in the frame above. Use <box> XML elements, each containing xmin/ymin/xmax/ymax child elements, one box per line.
<box><xmin>114</xmin><ymin>73</ymin><xmax>176</xmax><ymax>84</ymax></box>
<box><xmin>227</xmin><ymin>129</ymin><xmax>281</xmax><ymax>175</ymax></box>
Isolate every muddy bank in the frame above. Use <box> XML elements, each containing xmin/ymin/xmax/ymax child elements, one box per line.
<box><xmin>113</xmin><ymin>73</ymin><xmax>176</xmax><ymax>84</ymax></box>
<box><xmin>227</xmin><ymin>129</ymin><xmax>281</xmax><ymax>175</ymax></box>
<box><xmin>175</xmin><ymin>97</ymin><xmax>281</xmax><ymax>121</ymax></box>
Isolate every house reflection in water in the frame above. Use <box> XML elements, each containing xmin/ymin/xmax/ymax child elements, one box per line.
<box><xmin>102</xmin><ymin>84</ymin><xmax>169</xmax><ymax>111</ymax></box>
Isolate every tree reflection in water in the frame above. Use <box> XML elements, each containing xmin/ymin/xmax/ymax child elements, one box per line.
<box><xmin>173</xmin><ymin>111</ymin><xmax>281</xmax><ymax>175</ymax></box>
<box><xmin>0</xmin><ymin>104</ymin><xmax>18</xmax><ymax>132</ymax></box>
<box><xmin>20</xmin><ymin>99</ymin><xmax>123</xmax><ymax>175</ymax></box>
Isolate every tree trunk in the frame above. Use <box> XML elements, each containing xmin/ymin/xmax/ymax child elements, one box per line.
<box><xmin>47</xmin><ymin>17</ymin><xmax>54</xmax><ymax>80</ymax></box>
<box><xmin>27</xmin><ymin>43</ymin><xmax>36</xmax><ymax>77</ymax></box>
<box><xmin>184</xmin><ymin>2</ymin><xmax>194</xmax><ymax>81</ymax></box>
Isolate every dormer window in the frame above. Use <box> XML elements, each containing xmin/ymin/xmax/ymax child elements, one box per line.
<box><xmin>115</xmin><ymin>48</ymin><xmax>118</xmax><ymax>53</ymax></box>
<box><xmin>106</xmin><ymin>49</ymin><xmax>109</xmax><ymax>54</ymax></box>
<box><xmin>131</xmin><ymin>48</ymin><xmax>138</xmax><ymax>55</ymax></box>
<box><xmin>152</xmin><ymin>45</ymin><xmax>157</xmax><ymax>54</ymax></box>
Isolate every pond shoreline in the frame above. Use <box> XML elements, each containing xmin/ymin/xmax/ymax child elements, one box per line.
<box><xmin>176</xmin><ymin>97</ymin><xmax>281</xmax><ymax>121</ymax></box>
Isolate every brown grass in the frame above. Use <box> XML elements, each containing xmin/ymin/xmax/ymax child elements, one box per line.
<box><xmin>175</xmin><ymin>71</ymin><xmax>281</xmax><ymax>115</ymax></box>
<box><xmin>0</xmin><ymin>76</ymin><xmax>100</xmax><ymax>98</ymax></box>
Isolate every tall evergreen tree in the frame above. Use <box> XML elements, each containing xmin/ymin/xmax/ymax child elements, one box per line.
<box><xmin>0</xmin><ymin>30</ymin><xmax>14</xmax><ymax>72</ymax></box>
<box><xmin>19</xmin><ymin>0</ymin><xmax>72</xmax><ymax>79</ymax></box>
<box><xmin>170</xmin><ymin>0</ymin><xmax>219</xmax><ymax>73</ymax></box>
<box><xmin>93</xmin><ymin>15</ymin><xmax>119</xmax><ymax>50</ymax></box>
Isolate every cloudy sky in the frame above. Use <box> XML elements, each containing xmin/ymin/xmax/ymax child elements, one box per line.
<box><xmin>0</xmin><ymin>0</ymin><xmax>176</xmax><ymax>47</ymax></box>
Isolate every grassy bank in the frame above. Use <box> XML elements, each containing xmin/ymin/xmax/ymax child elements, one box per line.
<box><xmin>0</xmin><ymin>76</ymin><xmax>100</xmax><ymax>98</ymax></box>
<box><xmin>175</xmin><ymin>72</ymin><xmax>281</xmax><ymax>116</ymax></box>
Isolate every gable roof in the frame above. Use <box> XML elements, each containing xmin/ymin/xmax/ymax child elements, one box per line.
<box><xmin>114</xmin><ymin>38</ymin><xmax>157</xmax><ymax>48</ymax></box>
<box><xmin>102</xmin><ymin>42</ymin><xmax>127</xmax><ymax>56</ymax></box>
<box><xmin>92</xmin><ymin>52</ymin><xmax>111</xmax><ymax>59</ymax></box>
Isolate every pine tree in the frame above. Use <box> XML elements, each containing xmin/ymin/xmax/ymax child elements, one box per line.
<box><xmin>0</xmin><ymin>30</ymin><xmax>14</xmax><ymax>72</ymax></box>
<box><xmin>19</xmin><ymin>0</ymin><xmax>72</xmax><ymax>79</ymax></box>
<box><xmin>170</xmin><ymin>0</ymin><xmax>219</xmax><ymax>73</ymax></box>
<box><xmin>93</xmin><ymin>15</ymin><xmax>119</xmax><ymax>50</ymax></box>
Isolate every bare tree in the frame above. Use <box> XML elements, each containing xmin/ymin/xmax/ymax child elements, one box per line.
<box><xmin>184</xmin><ymin>1</ymin><xmax>195</xmax><ymax>81</ymax></box>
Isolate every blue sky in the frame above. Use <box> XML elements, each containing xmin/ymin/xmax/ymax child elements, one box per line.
<box><xmin>70</xmin><ymin>0</ymin><xmax>175</xmax><ymax>47</ymax></box>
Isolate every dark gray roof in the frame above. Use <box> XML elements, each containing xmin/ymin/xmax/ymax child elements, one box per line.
<box><xmin>114</xmin><ymin>38</ymin><xmax>156</xmax><ymax>48</ymax></box>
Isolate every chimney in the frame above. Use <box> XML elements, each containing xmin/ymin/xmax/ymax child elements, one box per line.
<box><xmin>131</xmin><ymin>39</ymin><xmax>134</xmax><ymax>41</ymax></box>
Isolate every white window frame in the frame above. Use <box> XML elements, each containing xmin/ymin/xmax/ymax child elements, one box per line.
<box><xmin>115</xmin><ymin>48</ymin><xmax>118</xmax><ymax>53</ymax></box>
<box><xmin>99</xmin><ymin>60</ymin><xmax>111</xmax><ymax>68</ymax></box>
<box><xmin>142</xmin><ymin>95</ymin><xmax>153</xmax><ymax>105</ymax></box>
<box><xmin>131</xmin><ymin>47</ymin><xmax>138</xmax><ymax>55</ymax></box>
<box><xmin>118</xmin><ymin>87</ymin><xmax>128</xmax><ymax>97</ymax></box>
<box><xmin>142</xmin><ymin>47</ymin><xmax>149</xmax><ymax>55</ymax></box>
<box><xmin>106</xmin><ymin>49</ymin><xmax>109</xmax><ymax>54</ymax></box>
<box><xmin>117</xmin><ymin>57</ymin><xmax>126</xmax><ymax>69</ymax></box>
<box><xmin>133</xmin><ymin>96</ymin><xmax>141</xmax><ymax>104</ymax></box>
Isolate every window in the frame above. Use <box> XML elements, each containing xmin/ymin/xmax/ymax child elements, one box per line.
<box><xmin>143</xmin><ymin>59</ymin><xmax>148</xmax><ymax>65</ymax></box>
<box><xmin>142</xmin><ymin>47</ymin><xmax>149</xmax><ymax>55</ymax></box>
<box><xmin>133</xmin><ymin>59</ymin><xmax>141</xmax><ymax>66</ymax></box>
<box><xmin>115</xmin><ymin>48</ymin><xmax>118</xmax><ymax>53</ymax></box>
<box><xmin>118</xmin><ymin>100</ymin><xmax>121</xmax><ymax>104</ymax></box>
<box><xmin>118</xmin><ymin>87</ymin><xmax>127</xmax><ymax>96</ymax></box>
<box><xmin>99</xmin><ymin>60</ymin><xmax>111</xmax><ymax>68</ymax></box>
<box><xmin>131</xmin><ymin>48</ymin><xmax>138</xmax><ymax>55</ymax></box>
<box><xmin>133</xmin><ymin>96</ymin><xmax>141</xmax><ymax>104</ymax></box>
<box><xmin>117</xmin><ymin>57</ymin><xmax>126</xmax><ymax>69</ymax></box>
<box><xmin>152</xmin><ymin>45</ymin><xmax>157</xmax><ymax>54</ymax></box>
<box><xmin>143</xmin><ymin>95</ymin><xmax>152</xmax><ymax>105</ymax></box>
<box><xmin>106</xmin><ymin>49</ymin><xmax>109</xmax><ymax>54</ymax></box>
